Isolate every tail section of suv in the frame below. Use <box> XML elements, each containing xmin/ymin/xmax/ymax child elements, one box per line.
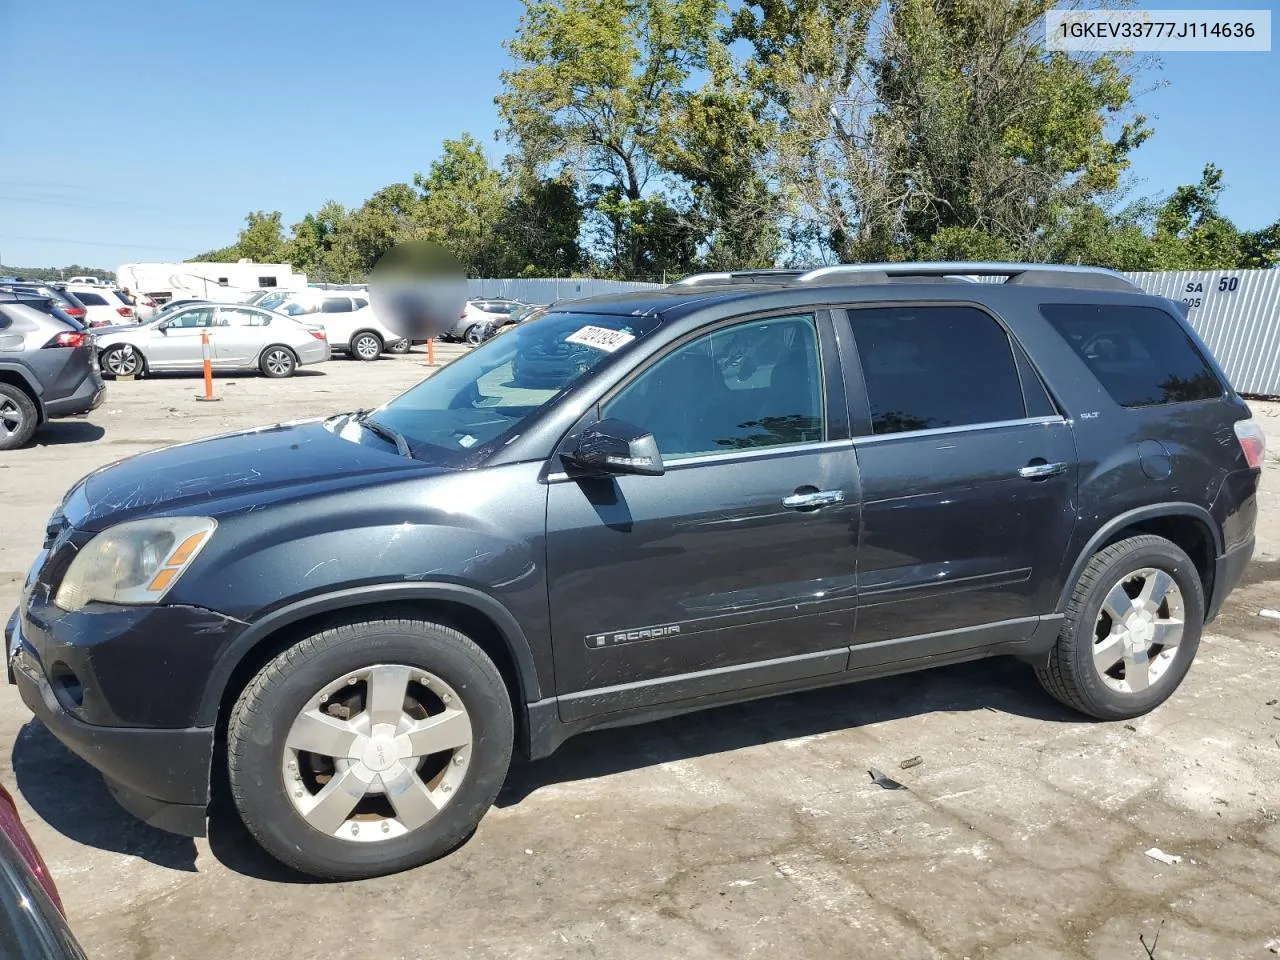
<box><xmin>7</xmin><ymin>262</ymin><xmax>1259</xmax><ymax>878</ymax></box>
<box><xmin>0</xmin><ymin>290</ymin><xmax>106</xmax><ymax>449</ymax></box>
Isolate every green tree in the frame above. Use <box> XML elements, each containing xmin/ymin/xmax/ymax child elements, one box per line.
<box><xmin>499</xmin><ymin>170</ymin><xmax>586</xmax><ymax>276</ymax></box>
<box><xmin>235</xmin><ymin>210</ymin><xmax>288</xmax><ymax>262</ymax></box>
<box><xmin>414</xmin><ymin>135</ymin><xmax>509</xmax><ymax>277</ymax></box>
<box><xmin>498</xmin><ymin>0</ymin><xmax>722</xmax><ymax>276</ymax></box>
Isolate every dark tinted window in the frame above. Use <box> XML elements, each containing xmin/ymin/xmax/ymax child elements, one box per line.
<box><xmin>75</xmin><ymin>292</ymin><xmax>108</xmax><ymax>306</ymax></box>
<box><xmin>848</xmin><ymin>305</ymin><xmax>1025</xmax><ymax>435</ymax></box>
<box><xmin>1040</xmin><ymin>303</ymin><xmax>1223</xmax><ymax>407</ymax></box>
<box><xmin>354</xmin><ymin>297</ymin><xmax>368</xmax><ymax>308</ymax></box>
<box><xmin>258</xmin><ymin>276</ymin><xmax>278</xmax><ymax>287</ymax></box>
<box><xmin>321</xmin><ymin>298</ymin><xmax>351</xmax><ymax>313</ymax></box>
<box><xmin>605</xmin><ymin>314</ymin><xmax>824</xmax><ymax>459</ymax></box>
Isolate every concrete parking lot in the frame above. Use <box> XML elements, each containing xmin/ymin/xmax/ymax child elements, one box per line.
<box><xmin>2</xmin><ymin>350</ymin><xmax>1279</xmax><ymax>960</ymax></box>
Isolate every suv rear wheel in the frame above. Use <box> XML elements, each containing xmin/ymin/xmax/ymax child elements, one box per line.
<box><xmin>0</xmin><ymin>383</ymin><xmax>38</xmax><ymax>450</ymax></box>
<box><xmin>350</xmin><ymin>331</ymin><xmax>382</xmax><ymax>361</ymax></box>
<box><xmin>1036</xmin><ymin>535</ymin><xmax>1204</xmax><ymax>720</ymax></box>
<box><xmin>226</xmin><ymin>616</ymin><xmax>513</xmax><ymax>880</ymax></box>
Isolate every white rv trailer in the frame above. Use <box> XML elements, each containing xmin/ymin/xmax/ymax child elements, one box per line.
<box><xmin>115</xmin><ymin>260</ymin><xmax>308</xmax><ymax>304</ymax></box>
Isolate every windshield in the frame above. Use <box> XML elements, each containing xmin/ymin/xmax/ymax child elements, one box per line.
<box><xmin>363</xmin><ymin>311</ymin><xmax>661</xmax><ymax>464</ymax></box>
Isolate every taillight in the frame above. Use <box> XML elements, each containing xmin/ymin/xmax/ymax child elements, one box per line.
<box><xmin>43</xmin><ymin>331</ymin><xmax>88</xmax><ymax>349</ymax></box>
<box><xmin>310</xmin><ymin>330</ymin><xmax>327</xmax><ymax>340</ymax></box>
<box><xmin>65</xmin><ymin>306</ymin><xmax>86</xmax><ymax>318</ymax></box>
<box><xmin>117</xmin><ymin>306</ymin><xmax>134</xmax><ymax>318</ymax></box>
<box><xmin>1234</xmin><ymin>418</ymin><xmax>1265</xmax><ymax>469</ymax></box>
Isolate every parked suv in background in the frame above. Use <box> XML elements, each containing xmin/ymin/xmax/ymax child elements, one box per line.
<box><xmin>64</xmin><ymin>285</ymin><xmax>134</xmax><ymax>327</ymax></box>
<box><xmin>7</xmin><ymin>262</ymin><xmax>1260</xmax><ymax>879</ymax></box>
<box><xmin>0</xmin><ymin>290</ymin><xmax>105</xmax><ymax>449</ymax></box>
<box><xmin>267</xmin><ymin>291</ymin><xmax>404</xmax><ymax>360</ymax></box>
<box><xmin>5</xmin><ymin>285</ymin><xmax>91</xmax><ymax>327</ymax></box>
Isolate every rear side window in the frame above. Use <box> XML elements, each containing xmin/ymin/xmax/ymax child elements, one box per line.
<box><xmin>354</xmin><ymin>297</ymin><xmax>368</xmax><ymax>308</ymax></box>
<box><xmin>1040</xmin><ymin>303</ymin><xmax>1223</xmax><ymax>407</ymax></box>
<box><xmin>76</xmin><ymin>292</ymin><xmax>108</xmax><ymax>306</ymax></box>
<box><xmin>847</xmin><ymin>305</ymin><xmax>1026</xmax><ymax>435</ymax></box>
<box><xmin>321</xmin><ymin>298</ymin><xmax>351</xmax><ymax>313</ymax></box>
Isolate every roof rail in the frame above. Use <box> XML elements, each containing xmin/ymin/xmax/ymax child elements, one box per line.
<box><xmin>671</xmin><ymin>269</ymin><xmax>806</xmax><ymax>287</ymax></box>
<box><xmin>795</xmin><ymin>261</ymin><xmax>1142</xmax><ymax>293</ymax></box>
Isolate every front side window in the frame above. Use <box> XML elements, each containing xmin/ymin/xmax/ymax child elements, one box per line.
<box><xmin>365</xmin><ymin>311</ymin><xmax>661</xmax><ymax>463</ymax></box>
<box><xmin>1040</xmin><ymin>303</ymin><xmax>1223</xmax><ymax>407</ymax></box>
<box><xmin>604</xmin><ymin>314</ymin><xmax>825</xmax><ymax>460</ymax></box>
<box><xmin>847</xmin><ymin>305</ymin><xmax>1026</xmax><ymax>435</ymax></box>
<box><xmin>165</xmin><ymin>307</ymin><xmax>215</xmax><ymax>329</ymax></box>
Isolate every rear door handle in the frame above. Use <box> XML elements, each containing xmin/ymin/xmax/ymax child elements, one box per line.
<box><xmin>782</xmin><ymin>489</ymin><xmax>845</xmax><ymax>509</ymax></box>
<box><xmin>1018</xmin><ymin>461</ymin><xmax>1068</xmax><ymax>479</ymax></box>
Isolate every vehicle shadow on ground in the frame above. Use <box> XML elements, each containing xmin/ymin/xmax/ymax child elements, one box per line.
<box><xmin>31</xmin><ymin>421</ymin><xmax>106</xmax><ymax>446</ymax></box>
<box><xmin>496</xmin><ymin>657</ymin><xmax>1083</xmax><ymax>807</ymax></box>
<box><xmin>10</xmin><ymin>721</ymin><xmax>197</xmax><ymax>872</ymax></box>
<box><xmin>139</xmin><ymin>369</ymin><xmax>327</xmax><ymax>380</ymax></box>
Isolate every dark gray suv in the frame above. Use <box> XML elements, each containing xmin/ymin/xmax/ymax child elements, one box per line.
<box><xmin>8</xmin><ymin>263</ymin><xmax>1261</xmax><ymax>879</ymax></box>
<box><xmin>0</xmin><ymin>290</ymin><xmax>105</xmax><ymax>450</ymax></box>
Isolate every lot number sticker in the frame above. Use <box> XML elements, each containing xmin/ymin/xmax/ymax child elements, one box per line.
<box><xmin>565</xmin><ymin>325</ymin><xmax>635</xmax><ymax>353</ymax></box>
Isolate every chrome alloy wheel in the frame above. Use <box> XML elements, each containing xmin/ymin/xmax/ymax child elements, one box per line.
<box><xmin>0</xmin><ymin>397</ymin><xmax>23</xmax><ymax>441</ymax></box>
<box><xmin>353</xmin><ymin>334</ymin><xmax>381</xmax><ymax>360</ymax></box>
<box><xmin>104</xmin><ymin>345</ymin><xmax>140</xmax><ymax>376</ymax></box>
<box><xmin>1091</xmin><ymin>568</ymin><xmax>1184</xmax><ymax>694</ymax></box>
<box><xmin>263</xmin><ymin>348</ymin><xmax>294</xmax><ymax>376</ymax></box>
<box><xmin>281</xmin><ymin>664</ymin><xmax>474</xmax><ymax>842</ymax></box>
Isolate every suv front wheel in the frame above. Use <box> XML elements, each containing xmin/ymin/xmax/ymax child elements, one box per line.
<box><xmin>226</xmin><ymin>616</ymin><xmax>514</xmax><ymax>879</ymax></box>
<box><xmin>1036</xmin><ymin>535</ymin><xmax>1204</xmax><ymax>720</ymax></box>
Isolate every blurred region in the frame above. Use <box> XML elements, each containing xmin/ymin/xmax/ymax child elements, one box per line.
<box><xmin>368</xmin><ymin>241</ymin><xmax>469</xmax><ymax>341</ymax></box>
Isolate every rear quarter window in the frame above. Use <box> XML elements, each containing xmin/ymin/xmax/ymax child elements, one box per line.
<box><xmin>1040</xmin><ymin>303</ymin><xmax>1223</xmax><ymax>407</ymax></box>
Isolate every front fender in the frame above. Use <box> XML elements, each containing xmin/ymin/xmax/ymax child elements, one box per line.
<box><xmin>194</xmin><ymin>581</ymin><xmax>544</xmax><ymax>726</ymax></box>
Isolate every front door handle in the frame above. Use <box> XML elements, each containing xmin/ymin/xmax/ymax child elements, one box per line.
<box><xmin>1018</xmin><ymin>460</ymin><xmax>1068</xmax><ymax>479</ymax></box>
<box><xmin>782</xmin><ymin>489</ymin><xmax>845</xmax><ymax>510</ymax></box>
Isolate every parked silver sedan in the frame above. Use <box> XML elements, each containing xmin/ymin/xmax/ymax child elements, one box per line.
<box><xmin>95</xmin><ymin>304</ymin><xmax>330</xmax><ymax>379</ymax></box>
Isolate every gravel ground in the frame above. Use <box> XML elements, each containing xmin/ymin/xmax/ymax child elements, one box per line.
<box><xmin>1</xmin><ymin>350</ymin><xmax>1278</xmax><ymax>960</ymax></box>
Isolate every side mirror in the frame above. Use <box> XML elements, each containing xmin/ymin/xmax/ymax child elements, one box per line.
<box><xmin>563</xmin><ymin>418</ymin><xmax>665</xmax><ymax>477</ymax></box>
<box><xmin>155</xmin><ymin>320</ymin><xmax>168</xmax><ymax>332</ymax></box>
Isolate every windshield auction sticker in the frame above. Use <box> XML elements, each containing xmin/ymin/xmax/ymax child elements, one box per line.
<box><xmin>565</xmin><ymin>326</ymin><xmax>636</xmax><ymax>352</ymax></box>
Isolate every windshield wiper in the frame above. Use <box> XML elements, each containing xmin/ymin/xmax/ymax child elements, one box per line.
<box><xmin>353</xmin><ymin>410</ymin><xmax>411</xmax><ymax>457</ymax></box>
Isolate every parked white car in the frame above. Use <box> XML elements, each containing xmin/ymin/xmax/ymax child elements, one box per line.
<box><xmin>66</xmin><ymin>275</ymin><xmax>103</xmax><ymax>285</ymax></box>
<box><xmin>267</xmin><ymin>291</ymin><xmax>405</xmax><ymax>360</ymax></box>
<box><xmin>94</xmin><ymin>303</ymin><xmax>330</xmax><ymax>379</ymax></box>
<box><xmin>64</xmin><ymin>284</ymin><xmax>136</xmax><ymax>327</ymax></box>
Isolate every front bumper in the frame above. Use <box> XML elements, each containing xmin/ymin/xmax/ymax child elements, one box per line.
<box><xmin>5</xmin><ymin>590</ymin><xmax>244</xmax><ymax>837</ymax></box>
<box><xmin>8</xmin><ymin>611</ymin><xmax>213</xmax><ymax>836</ymax></box>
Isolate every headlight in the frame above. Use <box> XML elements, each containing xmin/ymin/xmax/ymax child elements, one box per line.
<box><xmin>55</xmin><ymin>517</ymin><xmax>217</xmax><ymax>612</ymax></box>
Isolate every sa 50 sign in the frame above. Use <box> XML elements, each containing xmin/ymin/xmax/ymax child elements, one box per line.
<box><xmin>1181</xmin><ymin>275</ymin><xmax>1240</xmax><ymax>309</ymax></box>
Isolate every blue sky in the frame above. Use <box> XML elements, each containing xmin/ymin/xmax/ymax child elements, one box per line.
<box><xmin>0</xmin><ymin>0</ymin><xmax>1277</xmax><ymax>270</ymax></box>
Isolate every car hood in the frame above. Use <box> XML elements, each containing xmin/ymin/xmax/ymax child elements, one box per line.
<box><xmin>65</xmin><ymin>419</ymin><xmax>446</xmax><ymax>531</ymax></box>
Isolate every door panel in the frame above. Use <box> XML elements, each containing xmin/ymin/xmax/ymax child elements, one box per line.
<box><xmin>213</xmin><ymin>307</ymin><xmax>270</xmax><ymax>366</ymax></box>
<box><xmin>853</xmin><ymin>420</ymin><xmax>1078</xmax><ymax>643</ymax></box>
<box><xmin>838</xmin><ymin>302</ymin><xmax>1079</xmax><ymax>647</ymax></box>
<box><xmin>545</xmin><ymin>311</ymin><xmax>861</xmax><ymax>718</ymax></box>
<box><xmin>148</xmin><ymin>307</ymin><xmax>214</xmax><ymax>368</ymax></box>
<box><xmin>547</xmin><ymin>444</ymin><xmax>861</xmax><ymax>707</ymax></box>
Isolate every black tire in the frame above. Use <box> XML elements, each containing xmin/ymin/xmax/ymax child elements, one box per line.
<box><xmin>0</xmin><ymin>383</ymin><xmax>38</xmax><ymax>451</ymax></box>
<box><xmin>100</xmin><ymin>344</ymin><xmax>145</xmax><ymax>379</ymax></box>
<box><xmin>387</xmin><ymin>339</ymin><xmax>411</xmax><ymax>355</ymax></box>
<box><xmin>1035</xmin><ymin>535</ymin><xmax>1204</xmax><ymax>720</ymax></box>
<box><xmin>226</xmin><ymin>616</ymin><xmax>514</xmax><ymax>880</ymax></box>
<box><xmin>464</xmin><ymin>324</ymin><xmax>485</xmax><ymax>345</ymax></box>
<box><xmin>259</xmin><ymin>345</ymin><xmax>297</xmax><ymax>378</ymax></box>
<box><xmin>350</xmin><ymin>331</ymin><xmax>382</xmax><ymax>361</ymax></box>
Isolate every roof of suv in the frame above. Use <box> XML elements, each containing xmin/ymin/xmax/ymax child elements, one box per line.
<box><xmin>551</xmin><ymin>262</ymin><xmax>1158</xmax><ymax>322</ymax></box>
